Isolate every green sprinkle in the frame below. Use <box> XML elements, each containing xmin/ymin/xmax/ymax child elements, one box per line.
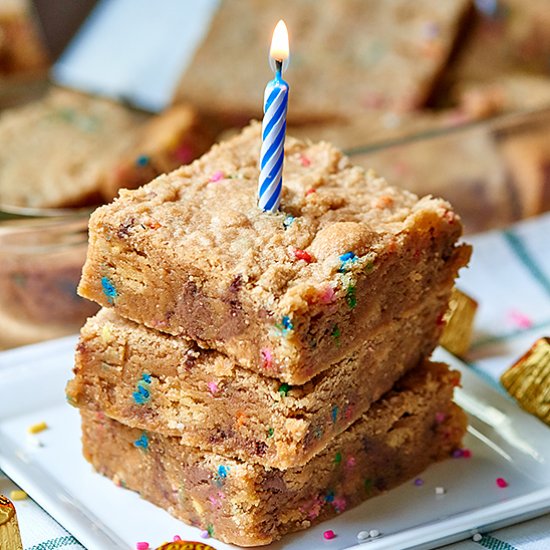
<box><xmin>278</xmin><ymin>383</ymin><xmax>291</xmax><ymax>396</ymax></box>
<box><xmin>207</xmin><ymin>524</ymin><xmax>214</xmax><ymax>536</ymax></box>
<box><xmin>346</xmin><ymin>285</ymin><xmax>357</xmax><ymax>309</ymax></box>
<box><xmin>334</xmin><ymin>451</ymin><xmax>342</xmax><ymax>464</ymax></box>
<box><xmin>267</xmin><ymin>427</ymin><xmax>274</xmax><ymax>438</ymax></box>
<box><xmin>331</xmin><ymin>324</ymin><xmax>341</xmax><ymax>345</ymax></box>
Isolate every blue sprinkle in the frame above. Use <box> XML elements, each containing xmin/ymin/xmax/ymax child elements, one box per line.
<box><xmin>136</xmin><ymin>155</ymin><xmax>150</xmax><ymax>167</ymax></box>
<box><xmin>325</xmin><ymin>491</ymin><xmax>334</xmax><ymax>503</ymax></box>
<box><xmin>134</xmin><ymin>432</ymin><xmax>149</xmax><ymax>449</ymax></box>
<box><xmin>132</xmin><ymin>391</ymin><xmax>148</xmax><ymax>405</ymax></box>
<box><xmin>275</xmin><ymin>315</ymin><xmax>294</xmax><ymax>337</ymax></box>
<box><xmin>218</xmin><ymin>465</ymin><xmax>229</xmax><ymax>478</ymax></box>
<box><xmin>133</xmin><ymin>374</ymin><xmax>151</xmax><ymax>405</ymax></box>
<box><xmin>339</xmin><ymin>251</ymin><xmax>358</xmax><ymax>273</ymax></box>
<box><xmin>340</xmin><ymin>252</ymin><xmax>356</xmax><ymax>262</ymax></box>
<box><xmin>101</xmin><ymin>277</ymin><xmax>117</xmax><ymax>304</ymax></box>
<box><xmin>283</xmin><ymin>215</ymin><xmax>295</xmax><ymax>229</ymax></box>
<box><xmin>332</xmin><ymin>406</ymin><xmax>339</xmax><ymax>423</ymax></box>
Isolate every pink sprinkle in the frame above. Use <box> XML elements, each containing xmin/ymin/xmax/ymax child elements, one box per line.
<box><xmin>300</xmin><ymin>154</ymin><xmax>311</xmax><ymax>167</ymax></box>
<box><xmin>174</xmin><ymin>143</ymin><xmax>194</xmax><ymax>164</ymax></box>
<box><xmin>319</xmin><ymin>285</ymin><xmax>336</xmax><ymax>304</ymax></box>
<box><xmin>207</xmin><ymin>381</ymin><xmax>219</xmax><ymax>395</ymax></box>
<box><xmin>260</xmin><ymin>348</ymin><xmax>273</xmax><ymax>369</ymax></box>
<box><xmin>496</xmin><ymin>477</ymin><xmax>509</xmax><ymax>488</ymax></box>
<box><xmin>462</xmin><ymin>448</ymin><xmax>472</xmax><ymax>458</ymax></box>
<box><xmin>323</xmin><ymin>529</ymin><xmax>336</xmax><ymax>540</ymax></box>
<box><xmin>173</xmin><ymin>535</ymin><xmax>182</xmax><ymax>541</ymax></box>
<box><xmin>507</xmin><ymin>310</ymin><xmax>533</xmax><ymax>329</ymax></box>
<box><xmin>200</xmin><ymin>530</ymin><xmax>210</xmax><ymax>539</ymax></box>
<box><xmin>209</xmin><ymin>170</ymin><xmax>225</xmax><ymax>182</ymax></box>
<box><xmin>333</xmin><ymin>497</ymin><xmax>347</xmax><ymax>512</ymax></box>
<box><xmin>435</xmin><ymin>412</ymin><xmax>446</xmax><ymax>424</ymax></box>
<box><xmin>346</xmin><ymin>456</ymin><xmax>356</xmax><ymax>469</ymax></box>
<box><xmin>136</xmin><ymin>543</ymin><xmax>149</xmax><ymax>550</ymax></box>
<box><xmin>344</xmin><ymin>404</ymin><xmax>354</xmax><ymax>420</ymax></box>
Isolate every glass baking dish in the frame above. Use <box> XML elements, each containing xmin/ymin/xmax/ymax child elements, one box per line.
<box><xmin>0</xmin><ymin>210</ymin><xmax>98</xmax><ymax>350</ymax></box>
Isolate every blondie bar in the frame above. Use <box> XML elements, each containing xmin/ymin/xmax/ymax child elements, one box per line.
<box><xmin>68</xmin><ymin>291</ymin><xmax>447</xmax><ymax>468</ymax></box>
<box><xmin>81</xmin><ymin>361</ymin><xmax>467</xmax><ymax>546</ymax></box>
<box><xmin>173</xmin><ymin>0</ymin><xmax>471</xmax><ymax>120</ymax></box>
<box><xmin>78</xmin><ymin>123</ymin><xmax>470</xmax><ymax>384</ymax></box>
<box><xmin>0</xmin><ymin>90</ymin><xmax>215</xmax><ymax>209</ymax></box>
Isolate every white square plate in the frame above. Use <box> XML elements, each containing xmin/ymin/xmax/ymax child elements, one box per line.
<box><xmin>0</xmin><ymin>337</ymin><xmax>549</xmax><ymax>550</ymax></box>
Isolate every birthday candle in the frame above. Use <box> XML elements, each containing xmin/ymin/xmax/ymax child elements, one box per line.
<box><xmin>258</xmin><ymin>20</ymin><xmax>290</xmax><ymax>213</ymax></box>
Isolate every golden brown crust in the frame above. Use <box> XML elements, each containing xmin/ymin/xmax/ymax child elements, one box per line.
<box><xmin>81</xmin><ymin>361</ymin><xmax>467</xmax><ymax>546</ymax></box>
<box><xmin>78</xmin><ymin>122</ymin><xmax>470</xmax><ymax>383</ymax></box>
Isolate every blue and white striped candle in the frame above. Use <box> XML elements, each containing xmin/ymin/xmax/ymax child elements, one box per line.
<box><xmin>259</xmin><ymin>20</ymin><xmax>289</xmax><ymax>213</ymax></box>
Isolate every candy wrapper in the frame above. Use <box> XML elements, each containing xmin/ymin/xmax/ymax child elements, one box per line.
<box><xmin>501</xmin><ymin>337</ymin><xmax>550</xmax><ymax>425</ymax></box>
<box><xmin>440</xmin><ymin>287</ymin><xmax>478</xmax><ymax>357</ymax></box>
<box><xmin>0</xmin><ymin>495</ymin><xmax>23</xmax><ymax>550</ymax></box>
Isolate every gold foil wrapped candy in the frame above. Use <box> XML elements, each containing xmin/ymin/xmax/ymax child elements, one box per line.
<box><xmin>0</xmin><ymin>495</ymin><xmax>23</xmax><ymax>550</ymax></box>
<box><xmin>501</xmin><ymin>337</ymin><xmax>550</xmax><ymax>425</ymax></box>
<box><xmin>440</xmin><ymin>287</ymin><xmax>478</xmax><ymax>357</ymax></box>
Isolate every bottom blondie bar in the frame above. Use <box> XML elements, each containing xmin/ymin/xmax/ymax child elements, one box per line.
<box><xmin>81</xmin><ymin>361</ymin><xmax>466</xmax><ymax>546</ymax></box>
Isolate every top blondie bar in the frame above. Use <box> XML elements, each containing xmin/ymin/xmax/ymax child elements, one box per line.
<box><xmin>79</xmin><ymin>123</ymin><xmax>470</xmax><ymax>384</ymax></box>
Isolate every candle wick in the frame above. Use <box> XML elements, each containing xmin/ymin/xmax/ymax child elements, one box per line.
<box><xmin>275</xmin><ymin>59</ymin><xmax>283</xmax><ymax>78</ymax></box>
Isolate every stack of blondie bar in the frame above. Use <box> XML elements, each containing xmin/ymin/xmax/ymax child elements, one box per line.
<box><xmin>67</xmin><ymin>123</ymin><xmax>470</xmax><ymax>546</ymax></box>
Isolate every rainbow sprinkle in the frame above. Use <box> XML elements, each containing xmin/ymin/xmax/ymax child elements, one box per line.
<box><xmin>276</xmin><ymin>315</ymin><xmax>294</xmax><ymax>336</ymax></box>
<box><xmin>217</xmin><ymin>465</ymin><xmax>229</xmax><ymax>478</ymax></box>
<box><xmin>28</xmin><ymin>421</ymin><xmax>48</xmax><ymax>434</ymax></box>
<box><xmin>133</xmin><ymin>374</ymin><xmax>151</xmax><ymax>405</ymax></box>
<box><xmin>209</xmin><ymin>170</ymin><xmax>225</xmax><ymax>182</ymax></box>
<box><xmin>207</xmin><ymin>381</ymin><xmax>219</xmax><ymax>396</ymax></box>
<box><xmin>260</xmin><ymin>348</ymin><xmax>273</xmax><ymax>369</ymax></box>
<box><xmin>339</xmin><ymin>251</ymin><xmax>357</xmax><ymax>272</ymax></box>
<box><xmin>323</xmin><ymin>529</ymin><xmax>336</xmax><ymax>540</ymax></box>
<box><xmin>496</xmin><ymin>477</ymin><xmax>508</xmax><ymax>488</ymax></box>
<box><xmin>294</xmin><ymin>249</ymin><xmax>313</xmax><ymax>263</ymax></box>
<box><xmin>278</xmin><ymin>383</ymin><xmax>291</xmax><ymax>396</ymax></box>
<box><xmin>283</xmin><ymin>215</ymin><xmax>295</xmax><ymax>229</ymax></box>
<box><xmin>101</xmin><ymin>276</ymin><xmax>117</xmax><ymax>304</ymax></box>
<box><xmin>334</xmin><ymin>451</ymin><xmax>342</xmax><ymax>464</ymax></box>
<box><xmin>135</xmin><ymin>543</ymin><xmax>149</xmax><ymax>550</ymax></box>
<box><xmin>135</xmin><ymin>155</ymin><xmax>150</xmax><ymax>167</ymax></box>
<box><xmin>134</xmin><ymin>432</ymin><xmax>149</xmax><ymax>450</ymax></box>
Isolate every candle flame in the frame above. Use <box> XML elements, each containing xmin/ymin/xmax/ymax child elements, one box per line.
<box><xmin>270</xmin><ymin>20</ymin><xmax>289</xmax><ymax>62</ymax></box>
